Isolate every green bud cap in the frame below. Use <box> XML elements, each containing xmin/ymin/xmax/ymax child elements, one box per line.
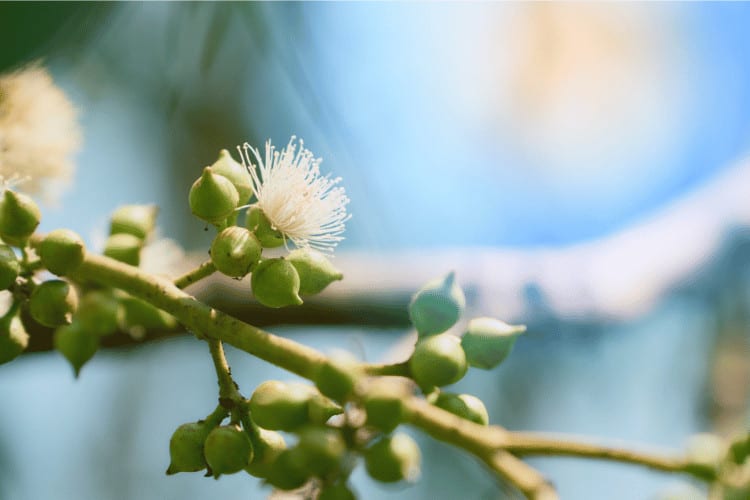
<box><xmin>288</xmin><ymin>248</ymin><xmax>343</xmax><ymax>296</ymax></box>
<box><xmin>264</xmin><ymin>447</ymin><xmax>310</xmax><ymax>491</ymax></box>
<box><xmin>210</xmin><ymin>226</ymin><xmax>262</xmax><ymax>278</ymax></box>
<box><xmin>119</xmin><ymin>295</ymin><xmax>177</xmax><ymax>339</ymax></box>
<box><xmin>246</xmin><ymin>207</ymin><xmax>284</xmax><ymax>248</ymax></box>
<box><xmin>53</xmin><ymin>322</ymin><xmax>98</xmax><ymax>376</ymax></box>
<box><xmin>314</xmin><ymin>353</ymin><xmax>360</xmax><ymax>402</ymax></box>
<box><xmin>166</xmin><ymin>421</ymin><xmax>212</xmax><ymax>474</ymax></box>
<box><xmin>245</xmin><ymin>428</ymin><xmax>287</xmax><ymax>478</ymax></box>
<box><xmin>77</xmin><ymin>290</ymin><xmax>120</xmax><ymax>337</ymax></box>
<box><xmin>434</xmin><ymin>393</ymin><xmax>489</xmax><ymax>426</ymax></box>
<box><xmin>248</xmin><ymin>380</ymin><xmax>313</xmax><ymax>431</ymax></box>
<box><xmin>307</xmin><ymin>393</ymin><xmax>343</xmax><ymax>425</ymax></box>
<box><xmin>0</xmin><ymin>244</ymin><xmax>20</xmax><ymax>290</ymax></box>
<box><xmin>364</xmin><ymin>378</ymin><xmax>407</xmax><ymax>433</ymax></box>
<box><xmin>296</xmin><ymin>426</ymin><xmax>346</xmax><ymax>477</ymax></box>
<box><xmin>409</xmin><ymin>272</ymin><xmax>465</xmax><ymax>337</ymax></box>
<box><xmin>319</xmin><ymin>483</ymin><xmax>356</xmax><ymax>500</ymax></box>
<box><xmin>251</xmin><ymin>258</ymin><xmax>303</xmax><ymax>308</ymax></box>
<box><xmin>203</xmin><ymin>424</ymin><xmax>254</xmax><ymax>477</ymax></box>
<box><xmin>0</xmin><ymin>189</ymin><xmax>41</xmax><ymax>246</ymax></box>
<box><xmin>461</xmin><ymin>317</ymin><xmax>526</xmax><ymax>370</ymax></box>
<box><xmin>364</xmin><ymin>434</ymin><xmax>421</xmax><ymax>483</ymax></box>
<box><xmin>189</xmin><ymin>166</ymin><xmax>239</xmax><ymax>225</ymax></box>
<box><xmin>409</xmin><ymin>333</ymin><xmax>467</xmax><ymax>388</ymax></box>
<box><xmin>110</xmin><ymin>204</ymin><xmax>158</xmax><ymax>240</ymax></box>
<box><xmin>211</xmin><ymin>149</ymin><xmax>253</xmax><ymax>203</ymax></box>
<box><xmin>0</xmin><ymin>310</ymin><xmax>29</xmax><ymax>364</ymax></box>
<box><xmin>29</xmin><ymin>279</ymin><xmax>78</xmax><ymax>328</ymax></box>
<box><xmin>103</xmin><ymin>233</ymin><xmax>142</xmax><ymax>266</ymax></box>
<box><xmin>38</xmin><ymin>229</ymin><xmax>85</xmax><ymax>276</ymax></box>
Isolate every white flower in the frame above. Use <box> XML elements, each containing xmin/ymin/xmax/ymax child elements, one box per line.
<box><xmin>238</xmin><ymin>137</ymin><xmax>350</xmax><ymax>253</ymax></box>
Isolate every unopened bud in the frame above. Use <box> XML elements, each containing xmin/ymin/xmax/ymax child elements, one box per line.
<box><xmin>249</xmin><ymin>380</ymin><xmax>313</xmax><ymax>431</ymax></box>
<box><xmin>288</xmin><ymin>248</ymin><xmax>343</xmax><ymax>295</ymax></box>
<box><xmin>461</xmin><ymin>317</ymin><xmax>525</xmax><ymax>370</ymax></box>
<box><xmin>77</xmin><ymin>290</ymin><xmax>120</xmax><ymax>337</ymax></box>
<box><xmin>434</xmin><ymin>393</ymin><xmax>489</xmax><ymax>426</ymax></box>
<box><xmin>204</xmin><ymin>424</ymin><xmax>254</xmax><ymax>477</ymax></box>
<box><xmin>0</xmin><ymin>189</ymin><xmax>41</xmax><ymax>246</ymax></box>
<box><xmin>314</xmin><ymin>353</ymin><xmax>360</xmax><ymax>401</ymax></box>
<box><xmin>38</xmin><ymin>229</ymin><xmax>85</xmax><ymax>276</ymax></box>
<box><xmin>246</xmin><ymin>207</ymin><xmax>284</xmax><ymax>248</ymax></box>
<box><xmin>103</xmin><ymin>233</ymin><xmax>142</xmax><ymax>266</ymax></box>
<box><xmin>29</xmin><ymin>279</ymin><xmax>78</xmax><ymax>328</ymax></box>
<box><xmin>409</xmin><ymin>272</ymin><xmax>465</xmax><ymax>337</ymax></box>
<box><xmin>251</xmin><ymin>258</ymin><xmax>303</xmax><ymax>308</ymax></box>
<box><xmin>0</xmin><ymin>244</ymin><xmax>20</xmax><ymax>290</ymax></box>
<box><xmin>54</xmin><ymin>322</ymin><xmax>98</xmax><ymax>377</ymax></box>
<box><xmin>189</xmin><ymin>167</ymin><xmax>239</xmax><ymax>225</ymax></box>
<box><xmin>110</xmin><ymin>204</ymin><xmax>158</xmax><ymax>241</ymax></box>
<box><xmin>365</xmin><ymin>434</ymin><xmax>421</xmax><ymax>483</ymax></box>
<box><xmin>0</xmin><ymin>309</ymin><xmax>28</xmax><ymax>364</ymax></box>
<box><xmin>166</xmin><ymin>421</ymin><xmax>213</xmax><ymax>474</ymax></box>
<box><xmin>245</xmin><ymin>428</ymin><xmax>287</xmax><ymax>478</ymax></box>
<box><xmin>409</xmin><ymin>333</ymin><xmax>467</xmax><ymax>388</ymax></box>
<box><xmin>210</xmin><ymin>150</ymin><xmax>253</xmax><ymax>203</ymax></box>
<box><xmin>210</xmin><ymin>226</ymin><xmax>261</xmax><ymax>278</ymax></box>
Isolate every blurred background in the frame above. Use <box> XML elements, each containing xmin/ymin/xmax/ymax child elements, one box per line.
<box><xmin>2</xmin><ymin>3</ymin><xmax>750</xmax><ymax>499</ymax></box>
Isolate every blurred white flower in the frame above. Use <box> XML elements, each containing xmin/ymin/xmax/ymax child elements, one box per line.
<box><xmin>0</xmin><ymin>64</ymin><xmax>81</xmax><ymax>203</ymax></box>
<box><xmin>239</xmin><ymin>137</ymin><xmax>350</xmax><ymax>253</ymax></box>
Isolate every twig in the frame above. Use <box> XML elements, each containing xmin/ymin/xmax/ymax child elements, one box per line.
<box><xmin>174</xmin><ymin>260</ymin><xmax>216</xmax><ymax>289</ymax></box>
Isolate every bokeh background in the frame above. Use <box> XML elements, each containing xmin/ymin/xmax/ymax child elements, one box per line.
<box><xmin>2</xmin><ymin>3</ymin><xmax>750</xmax><ymax>499</ymax></box>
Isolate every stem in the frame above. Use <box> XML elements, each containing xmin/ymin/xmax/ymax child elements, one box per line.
<box><xmin>483</xmin><ymin>451</ymin><xmax>558</xmax><ymax>500</ymax></box>
<box><xmin>362</xmin><ymin>360</ymin><xmax>411</xmax><ymax>377</ymax></box>
<box><xmin>207</xmin><ymin>338</ymin><xmax>241</xmax><ymax>405</ymax></box>
<box><xmin>174</xmin><ymin>260</ymin><xmax>216</xmax><ymax>289</ymax></box>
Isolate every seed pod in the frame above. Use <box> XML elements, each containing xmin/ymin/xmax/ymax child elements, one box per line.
<box><xmin>189</xmin><ymin>166</ymin><xmax>239</xmax><ymax>225</ymax></box>
<box><xmin>264</xmin><ymin>447</ymin><xmax>309</xmax><ymax>491</ymax></box>
<box><xmin>29</xmin><ymin>279</ymin><xmax>78</xmax><ymax>328</ymax></box>
<box><xmin>461</xmin><ymin>317</ymin><xmax>526</xmax><ymax>370</ymax></box>
<box><xmin>248</xmin><ymin>380</ymin><xmax>313</xmax><ymax>431</ymax></box>
<box><xmin>296</xmin><ymin>426</ymin><xmax>346</xmax><ymax>477</ymax></box>
<box><xmin>314</xmin><ymin>353</ymin><xmax>360</xmax><ymax>402</ymax></box>
<box><xmin>364</xmin><ymin>434</ymin><xmax>421</xmax><ymax>483</ymax></box>
<box><xmin>409</xmin><ymin>333</ymin><xmax>467</xmax><ymax>388</ymax></box>
<box><xmin>110</xmin><ymin>204</ymin><xmax>158</xmax><ymax>240</ymax></box>
<box><xmin>210</xmin><ymin>226</ymin><xmax>261</xmax><ymax>278</ymax></box>
<box><xmin>166</xmin><ymin>421</ymin><xmax>213</xmax><ymax>474</ymax></box>
<box><xmin>364</xmin><ymin>378</ymin><xmax>407</xmax><ymax>433</ymax></box>
<box><xmin>434</xmin><ymin>393</ymin><xmax>489</xmax><ymax>426</ymax></box>
<box><xmin>210</xmin><ymin>149</ymin><xmax>253</xmax><ymax>203</ymax></box>
<box><xmin>38</xmin><ymin>229</ymin><xmax>85</xmax><ymax>276</ymax></box>
<box><xmin>0</xmin><ymin>309</ymin><xmax>28</xmax><ymax>365</ymax></box>
<box><xmin>287</xmin><ymin>248</ymin><xmax>343</xmax><ymax>295</ymax></box>
<box><xmin>408</xmin><ymin>272</ymin><xmax>465</xmax><ymax>337</ymax></box>
<box><xmin>54</xmin><ymin>322</ymin><xmax>98</xmax><ymax>377</ymax></box>
<box><xmin>203</xmin><ymin>424</ymin><xmax>254</xmax><ymax>477</ymax></box>
<box><xmin>0</xmin><ymin>244</ymin><xmax>20</xmax><ymax>290</ymax></box>
<box><xmin>77</xmin><ymin>290</ymin><xmax>120</xmax><ymax>337</ymax></box>
<box><xmin>319</xmin><ymin>483</ymin><xmax>356</xmax><ymax>500</ymax></box>
<box><xmin>246</xmin><ymin>207</ymin><xmax>284</xmax><ymax>248</ymax></box>
<box><xmin>251</xmin><ymin>258</ymin><xmax>303</xmax><ymax>308</ymax></box>
<box><xmin>103</xmin><ymin>233</ymin><xmax>142</xmax><ymax>266</ymax></box>
<box><xmin>245</xmin><ymin>428</ymin><xmax>287</xmax><ymax>478</ymax></box>
<box><xmin>0</xmin><ymin>189</ymin><xmax>41</xmax><ymax>246</ymax></box>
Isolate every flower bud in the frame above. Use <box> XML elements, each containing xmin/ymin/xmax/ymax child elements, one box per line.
<box><xmin>246</xmin><ymin>207</ymin><xmax>284</xmax><ymax>248</ymax></box>
<box><xmin>319</xmin><ymin>483</ymin><xmax>356</xmax><ymax>500</ymax></box>
<box><xmin>264</xmin><ymin>447</ymin><xmax>310</xmax><ymax>491</ymax></box>
<box><xmin>409</xmin><ymin>333</ymin><xmax>467</xmax><ymax>388</ymax></box>
<box><xmin>409</xmin><ymin>272</ymin><xmax>465</xmax><ymax>337</ymax></box>
<box><xmin>461</xmin><ymin>317</ymin><xmax>525</xmax><ymax>370</ymax></box>
<box><xmin>0</xmin><ymin>244</ymin><xmax>20</xmax><ymax>290</ymax></box>
<box><xmin>38</xmin><ymin>229</ymin><xmax>85</xmax><ymax>276</ymax></box>
<box><xmin>364</xmin><ymin>378</ymin><xmax>407</xmax><ymax>433</ymax></box>
<box><xmin>307</xmin><ymin>393</ymin><xmax>343</xmax><ymax>425</ymax></box>
<box><xmin>251</xmin><ymin>258</ymin><xmax>303</xmax><ymax>308</ymax></box>
<box><xmin>210</xmin><ymin>149</ymin><xmax>253</xmax><ymax>203</ymax></box>
<box><xmin>0</xmin><ymin>189</ymin><xmax>41</xmax><ymax>246</ymax></box>
<box><xmin>103</xmin><ymin>233</ymin><xmax>142</xmax><ymax>266</ymax></box>
<box><xmin>245</xmin><ymin>428</ymin><xmax>287</xmax><ymax>478</ymax></box>
<box><xmin>110</xmin><ymin>204</ymin><xmax>158</xmax><ymax>240</ymax></box>
<box><xmin>189</xmin><ymin>166</ymin><xmax>239</xmax><ymax>225</ymax></box>
<box><xmin>166</xmin><ymin>421</ymin><xmax>213</xmax><ymax>474</ymax></box>
<box><xmin>288</xmin><ymin>248</ymin><xmax>343</xmax><ymax>296</ymax></box>
<box><xmin>77</xmin><ymin>290</ymin><xmax>120</xmax><ymax>337</ymax></box>
<box><xmin>434</xmin><ymin>393</ymin><xmax>489</xmax><ymax>426</ymax></box>
<box><xmin>54</xmin><ymin>322</ymin><xmax>98</xmax><ymax>377</ymax></box>
<box><xmin>314</xmin><ymin>353</ymin><xmax>360</xmax><ymax>402</ymax></box>
<box><xmin>204</xmin><ymin>424</ymin><xmax>254</xmax><ymax>477</ymax></box>
<box><xmin>296</xmin><ymin>426</ymin><xmax>346</xmax><ymax>477</ymax></box>
<box><xmin>29</xmin><ymin>279</ymin><xmax>78</xmax><ymax>328</ymax></box>
<box><xmin>364</xmin><ymin>434</ymin><xmax>421</xmax><ymax>483</ymax></box>
<box><xmin>0</xmin><ymin>309</ymin><xmax>28</xmax><ymax>365</ymax></box>
<box><xmin>248</xmin><ymin>380</ymin><xmax>313</xmax><ymax>431</ymax></box>
<box><xmin>210</xmin><ymin>226</ymin><xmax>261</xmax><ymax>278</ymax></box>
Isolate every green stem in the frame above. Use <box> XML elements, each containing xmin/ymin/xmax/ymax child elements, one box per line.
<box><xmin>173</xmin><ymin>260</ymin><xmax>216</xmax><ymax>289</ymax></box>
<box><xmin>207</xmin><ymin>338</ymin><xmax>241</xmax><ymax>405</ymax></box>
<box><xmin>362</xmin><ymin>360</ymin><xmax>411</xmax><ymax>377</ymax></box>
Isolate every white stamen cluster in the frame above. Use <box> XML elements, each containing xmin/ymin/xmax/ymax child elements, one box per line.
<box><xmin>238</xmin><ymin>137</ymin><xmax>350</xmax><ymax>253</ymax></box>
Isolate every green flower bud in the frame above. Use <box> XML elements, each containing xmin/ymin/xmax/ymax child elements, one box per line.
<box><xmin>189</xmin><ymin>166</ymin><xmax>239</xmax><ymax>225</ymax></box>
<box><xmin>77</xmin><ymin>290</ymin><xmax>120</xmax><ymax>337</ymax></box>
<box><xmin>210</xmin><ymin>226</ymin><xmax>262</xmax><ymax>278</ymax></box>
<box><xmin>103</xmin><ymin>233</ymin><xmax>142</xmax><ymax>266</ymax></box>
<box><xmin>296</xmin><ymin>426</ymin><xmax>346</xmax><ymax>477</ymax></box>
<box><xmin>0</xmin><ymin>309</ymin><xmax>28</xmax><ymax>365</ymax></box>
<box><xmin>29</xmin><ymin>279</ymin><xmax>78</xmax><ymax>328</ymax></box>
<box><xmin>204</xmin><ymin>424</ymin><xmax>254</xmax><ymax>477</ymax></box>
<box><xmin>210</xmin><ymin>149</ymin><xmax>253</xmax><ymax>203</ymax></box>
<box><xmin>38</xmin><ymin>229</ymin><xmax>85</xmax><ymax>276</ymax></box>
<box><xmin>246</xmin><ymin>207</ymin><xmax>284</xmax><ymax>248</ymax></box>
<box><xmin>729</xmin><ymin>434</ymin><xmax>750</xmax><ymax>464</ymax></box>
<box><xmin>319</xmin><ymin>483</ymin><xmax>356</xmax><ymax>500</ymax></box>
<box><xmin>110</xmin><ymin>204</ymin><xmax>158</xmax><ymax>240</ymax></box>
<box><xmin>409</xmin><ymin>333</ymin><xmax>467</xmax><ymax>388</ymax></box>
<box><xmin>166</xmin><ymin>421</ymin><xmax>213</xmax><ymax>474</ymax></box>
<box><xmin>434</xmin><ymin>393</ymin><xmax>489</xmax><ymax>426</ymax></box>
<box><xmin>119</xmin><ymin>295</ymin><xmax>177</xmax><ymax>339</ymax></box>
<box><xmin>288</xmin><ymin>248</ymin><xmax>343</xmax><ymax>296</ymax></box>
<box><xmin>307</xmin><ymin>393</ymin><xmax>343</xmax><ymax>425</ymax></box>
<box><xmin>248</xmin><ymin>380</ymin><xmax>313</xmax><ymax>431</ymax></box>
<box><xmin>251</xmin><ymin>258</ymin><xmax>303</xmax><ymax>308</ymax></box>
<box><xmin>409</xmin><ymin>272</ymin><xmax>465</xmax><ymax>337</ymax></box>
<box><xmin>245</xmin><ymin>428</ymin><xmax>287</xmax><ymax>478</ymax></box>
<box><xmin>461</xmin><ymin>317</ymin><xmax>526</xmax><ymax>370</ymax></box>
<box><xmin>314</xmin><ymin>353</ymin><xmax>360</xmax><ymax>401</ymax></box>
<box><xmin>364</xmin><ymin>378</ymin><xmax>407</xmax><ymax>433</ymax></box>
<box><xmin>364</xmin><ymin>434</ymin><xmax>421</xmax><ymax>483</ymax></box>
<box><xmin>54</xmin><ymin>322</ymin><xmax>98</xmax><ymax>377</ymax></box>
<box><xmin>0</xmin><ymin>189</ymin><xmax>41</xmax><ymax>246</ymax></box>
<box><xmin>264</xmin><ymin>447</ymin><xmax>310</xmax><ymax>491</ymax></box>
<box><xmin>0</xmin><ymin>244</ymin><xmax>20</xmax><ymax>290</ymax></box>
